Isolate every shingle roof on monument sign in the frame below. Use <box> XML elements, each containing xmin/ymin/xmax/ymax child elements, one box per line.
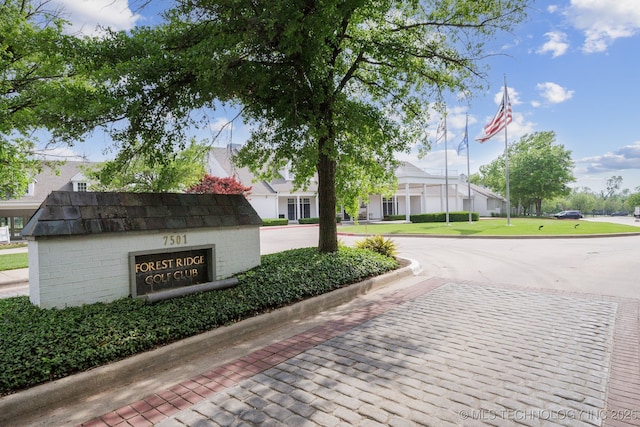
<box><xmin>21</xmin><ymin>191</ymin><xmax>263</xmax><ymax>238</ymax></box>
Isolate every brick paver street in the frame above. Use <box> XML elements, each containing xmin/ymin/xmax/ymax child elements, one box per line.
<box><xmin>82</xmin><ymin>278</ymin><xmax>640</xmax><ymax>427</ymax></box>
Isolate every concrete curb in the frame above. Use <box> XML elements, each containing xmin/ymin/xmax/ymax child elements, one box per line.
<box><xmin>0</xmin><ymin>258</ymin><xmax>419</xmax><ymax>423</ymax></box>
<box><xmin>0</xmin><ymin>278</ymin><xmax>28</xmax><ymax>288</ymax></box>
<box><xmin>338</xmin><ymin>231</ymin><xmax>640</xmax><ymax>239</ymax></box>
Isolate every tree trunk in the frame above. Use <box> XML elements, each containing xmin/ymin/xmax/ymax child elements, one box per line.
<box><xmin>317</xmin><ymin>137</ymin><xmax>338</xmax><ymax>253</ymax></box>
<box><xmin>535</xmin><ymin>199</ymin><xmax>542</xmax><ymax>216</ymax></box>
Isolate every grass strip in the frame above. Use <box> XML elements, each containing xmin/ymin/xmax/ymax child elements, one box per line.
<box><xmin>338</xmin><ymin>218</ymin><xmax>640</xmax><ymax>236</ymax></box>
<box><xmin>0</xmin><ymin>253</ymin><xmax>28</xmax><ymax>271</ymax></box>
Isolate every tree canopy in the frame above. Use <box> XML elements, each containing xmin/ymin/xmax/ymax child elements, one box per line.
<box><xmin>476</xmin><ymin>131</ymin><xmax>575</xmax><ymax>216</ymax></box>
<box><xmin>65</xmin><ymin>0</ymin><xmax>531</xmax><ymax>251</ymax></box>
<box><xmin>83</xmin><ymin>141</ymin><xmax>207</xmax><ymax>192</ymax></box>
<box><xmin>0</xmin><ymin>0</ymin><xmax>65</xmax><ymax>198</ymax></box>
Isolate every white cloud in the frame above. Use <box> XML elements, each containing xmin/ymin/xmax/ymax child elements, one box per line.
<box><xmin>208</xmin><ymin>117</ymin><xmax>234</xmax><ymax>132</ymax></box>
<box><xmin>492</xmin><ymin>86</ymin><xmax>522</xmax><ymax>106</ymax></box>
<box><xmin>536</xmin><ymin>82</ymin><xmax>574</xmax><ymax>104</ymax></box>
<box><xmin>547</xmin><ymin>5</ymin><xmax>560</xmax><ymax>14</ymax></box>
<box><xmin>576</xmin><ymin>141</ymin><xmax>640</xmax><ymax>173</ymax></box>
<box><xmin>54</xmin><ymin>0</ymin><xmax>140</xmax><ymax>36</ymax></box>
<box><xmin>566</xmin><ymin>0</ymin><xmax>640</xmax><ymax>53</ymax></box>
<box><xmin>537</xmin><ymin>31</ymin><xmax>570</xmax><ymax>57</ymax></box>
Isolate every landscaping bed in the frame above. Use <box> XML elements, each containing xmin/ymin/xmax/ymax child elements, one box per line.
<box><xmin>0</xmin><ymin>246</ymin><xmax>398</xmax><ymax>395</ymax></box>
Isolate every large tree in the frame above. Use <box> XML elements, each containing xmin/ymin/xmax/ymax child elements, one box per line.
<box><xmin>477</xmin><ymin>131</ymin><xmax>575</xmax><ymax>216</ymax></box>
<box><xmin>0</xmin><ymin>0</ymin><xmax>84</xmax><ymax>197</ymax></box>
<box><xmin>68</xmin><ymin>0</ymin><xmax>531</xmax><ymax>252</ymax></box>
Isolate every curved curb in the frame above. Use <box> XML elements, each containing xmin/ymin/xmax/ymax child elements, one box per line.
<box><xmin>0</xmin><ymin>258</ymin><xmax>419</xmax><ymax>423</ymax></box>
<box><xmin>338</xmin><ymin>232</ymin><xmax>640</xmax><ymax>239</ymax></box>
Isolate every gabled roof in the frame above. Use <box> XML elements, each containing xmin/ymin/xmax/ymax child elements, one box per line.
<box><xmin>207</xmin><ymin>147</ymin><xmax>318</xmax><ymax>195</ymax></box>
<box><xmin>0</xmin><ymin>161</ymin><xmax>96</xmax><ymax>208</ymax></box>
<box><xmin>395</xmin><ymin>161</ymin><xmax>431</xmax><ymax>179</ymax></box>
<box><xmin>207</xmin><ymin>147</ymin><xmax>279</xmax><ymax>195</ymax></box>
<box><xmin>467</xmin><ymin>183</ymin><xmax>507</xmax><ymax>201</ymax></box>
<box><xmin>21</xmin><ymin>191</ymin><xmax>262</xmax><ymax>238</ymax></box>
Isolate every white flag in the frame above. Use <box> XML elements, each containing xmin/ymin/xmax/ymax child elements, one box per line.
<box><xmin>435</xmin><ymin>117</ymin><xmax>446</xmax><ymax>144</ymax></box>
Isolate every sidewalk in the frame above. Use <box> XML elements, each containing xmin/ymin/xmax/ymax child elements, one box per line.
<box><xmin>0</xmin><ymin>246</ymin><xmax>29</xmax><ymax>297</ymax></box>
<box><xmin>86</xmin><ymin>279</ymin><xmax>639</xmax><ymax>427</ymax></box>
<box><xmin>4</xmin><ymin>273</ymin><xmax>639</xmax><ymax>427</ymax></box>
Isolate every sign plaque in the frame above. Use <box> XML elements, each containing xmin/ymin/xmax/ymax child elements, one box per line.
<box><xmin>130</xmin><ymin>245</ymin><xmax>215</xmax><ymax>297</ymax></box>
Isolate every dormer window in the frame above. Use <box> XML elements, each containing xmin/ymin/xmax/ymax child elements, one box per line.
<box><xmin>76</xmin><ymin>182</ymin><xmax>88</xmax><ymax>192</ymax></box>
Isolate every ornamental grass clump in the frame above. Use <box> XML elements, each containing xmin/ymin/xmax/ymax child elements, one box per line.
<box><xmin>354</xmin><ymin>235</ymin><xmax>397</xmax><ymax>258</ymax></box>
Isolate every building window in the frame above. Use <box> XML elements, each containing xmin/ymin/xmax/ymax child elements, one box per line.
<box><xmin>299</xmin><ymin>198</ymin><xmax>311</xmax><ymax>219</ymax></box>
<box><xmin>76</xmin><ymin>182</ymin><xmax>88</xmax><ymax>192</ymax></box>
<box><xmin>383</xmin><ymin>197</ymin><xmax>395</xmax><ymax>216</ymax></box>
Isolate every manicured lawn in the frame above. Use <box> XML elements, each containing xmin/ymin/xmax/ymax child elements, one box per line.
<box><xmin>338</xmin><ymin>218</ymin><xmax>640</xmax><ymax>236</ymax></box>
<box><xmin>0</xmin><ymin>253</ymin><xmax>28</xmax><ymax>271</ymax></box>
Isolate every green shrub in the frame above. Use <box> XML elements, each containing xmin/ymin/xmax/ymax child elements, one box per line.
<box><xmin>383</xmin><ymin>214</ymin><xmax>406</xmax><ymax>221</ymax></box>
<box><xmin>410</xmin><ymin>211</ymin><xmax>479</xmax><ymax>223</ymax></box>
<box><xmin>298</xmin><ymin>217</ymin><xmax>342</xmax><ymax>224</ymax></box>
<box><xmin>297</xmin><ymin>217</ymin><xmax>319</xmax><ymax>224</ymax></box>
<box><xmin>261</xmin><ymin>218</ymin><xmax>288</xmax><ymax>226</ymax></box>
<box><xmin>354</xmin><ymin>235</ymin><xmax>397</xmax><ymax>258</ymax></box>
<box><xmin>0</xmin><ymin>247</ymin><xmax>398</xmax><ymax>395</ymax></box>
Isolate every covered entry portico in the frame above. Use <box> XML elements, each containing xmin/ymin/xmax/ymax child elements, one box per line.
<box><xmin>360</xmin><ymin>163</ymin><xmax>462</xmax><ymax>221</ymax></box>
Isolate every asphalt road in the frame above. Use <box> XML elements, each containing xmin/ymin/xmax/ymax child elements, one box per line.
<box><xmin>4</xmin><ymin>216</ymin><xmax>639</xmax><ymax>300</ymax></box>
<box><xmin>262</xmin><ymin>217</ymin><xmax>640</xmax><ymax>300</ymax></box>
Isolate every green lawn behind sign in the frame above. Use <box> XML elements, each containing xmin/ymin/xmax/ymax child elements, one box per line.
<box><xmin>338</xmin><ymin>218</ymin><xmax>640</xmax><ymax>236</ymax></box>
<box><xmin>0</xmin><ymin>253</ymin><xmax>28</xmax><ymax>271</ymax></box>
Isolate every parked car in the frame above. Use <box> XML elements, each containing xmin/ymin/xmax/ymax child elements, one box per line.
<box><xmin>554</xmin><ymin>210</ymin><xmax>583</xmax><ymax>219</ymax></box>
<box><xmin>611</xmin><ymin>211</ymin><xmax>628</xmax><ymax>216</ymax></box>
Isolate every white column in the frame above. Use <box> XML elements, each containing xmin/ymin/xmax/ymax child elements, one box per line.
<box><xmin>405</xmin><ymin>183</ymin><xmax>410</xmax><ymax>222</ymax></box>
<box><xmin>422</xmin><ymin>184</ymin><xmax>427</xmax><ymax>213</ymax></box>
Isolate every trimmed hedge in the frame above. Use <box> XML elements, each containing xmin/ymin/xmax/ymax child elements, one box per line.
<box><xmin>298</xmin><ymin>217</ymin><xmax>342</xmax><ymax>224</ymax></box>
<box><xmin>410</xmin><ymin>211</ymin><xmax>479</xmax><ymax>223</ymax></box>
<box><xmin>297</xmin><ymin>217</ymin><xmax>319</xmax><ymax>224</ymax></box>
<box><xmin>383</xmin><ymin>215</ymin><xmax>406</xmax><ymax>221</ymax></box>
<box><xmin>0</xmin><ymin>247</ymin><xmax>398</xmax><ymax>395</ymax></box>
<box><xmin>261</xmin><ymin>218</ymin><xmax>288</xmax><ymax>226</ymax></box>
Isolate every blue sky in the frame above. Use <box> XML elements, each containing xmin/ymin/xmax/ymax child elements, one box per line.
<box><xmin>46</xmin><ymin>0</ymin><xmax>640</xmax><ymax>194</ymax></box>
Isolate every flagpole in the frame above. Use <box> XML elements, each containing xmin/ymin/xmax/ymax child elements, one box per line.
<box><xmin>443</xmin><ymin>107</ymin><xmax>450</xmax><ymax>226</ymax></box>
<box><xmin>465</xmin><ymin>114</ymin><xmax>472</xmax><ymax>223</ymax></box>
<box><xmin>503</xmin><ymin>75</ymin><xmax>511</xmax><ymax>226</ymax></box>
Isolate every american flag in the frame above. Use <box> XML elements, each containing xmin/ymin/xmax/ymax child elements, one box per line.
<box><xmin>476</xmin><ymin>89</ymin><xmax>512</xmax><ymax>143</ymax></box>
<box><xmin>435</xmin><ymin>117</ymin><xmax>446</xmax><ymax>144</ymax></box>
<box><xmin>457</xmin><ymin>126</ymin><xmax>468</xmax><ymax>155</ymax></box>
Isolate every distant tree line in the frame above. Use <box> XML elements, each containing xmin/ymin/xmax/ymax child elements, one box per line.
<box><xmin>544</xmin><ymin>176</ymin><xmax>640</xmax><ymax>216</ymax></box>
<box><xmin>471</xmin><ymin>132</ymin><xmax>640</xmax><ymax>216</ymax></box>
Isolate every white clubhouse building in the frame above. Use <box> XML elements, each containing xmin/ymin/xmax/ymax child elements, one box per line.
<box><xmin>207</xmin><ymin>146</ymin><xmax>506</xmax><ymax>222</ymax></box>
<box><xmin>0</xmin><ymin>146</ymin><xmax>506</xmax><ymax>239</ymax></box>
